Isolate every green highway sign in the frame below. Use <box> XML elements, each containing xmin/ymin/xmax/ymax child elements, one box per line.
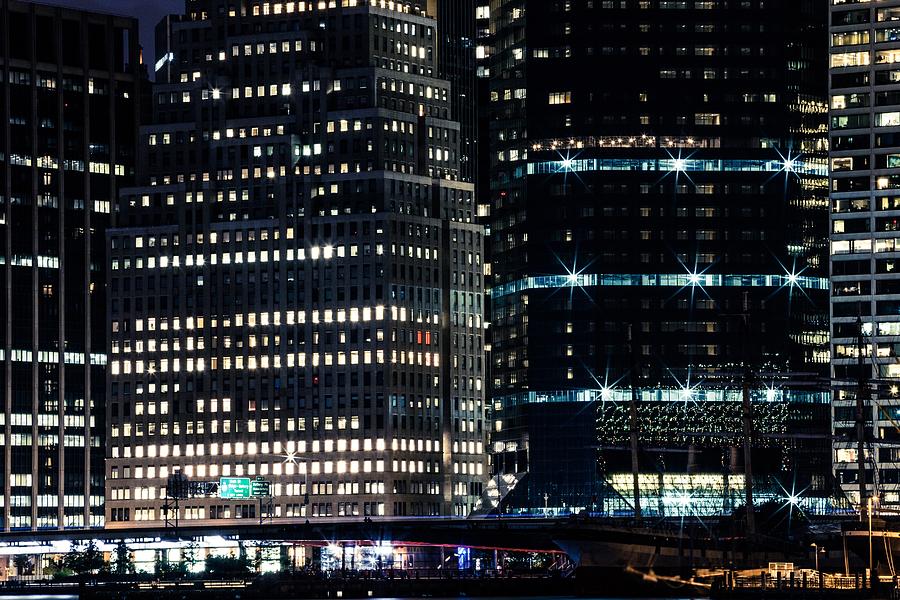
<box><xmin>219</xmin><ymin>477</ymin><xmax>251</xmax><ymax>499</ymax></box>
<box><xmin>251</xmin><ymin>477</ymin><xmax>271</xmax><ymax>498</ymax></box>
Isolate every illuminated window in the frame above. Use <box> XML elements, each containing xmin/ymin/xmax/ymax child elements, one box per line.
<box><xmin>548</xmin><ymin>91</ymin><xmax>572</xmax><ymax>105</ymax></box>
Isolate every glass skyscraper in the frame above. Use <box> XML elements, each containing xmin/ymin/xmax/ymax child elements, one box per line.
<box><xmin>428</xmin><ymin>0</ymin><xmax>478</xmax><ymax>185</ymax></box>
<box><xmin>486</xmin><ymin>0</ymin><xmax>831</xmax><ymax>515</ymax></box>
<box><xmin>0</xmin><ymin>0</ymin><xmax>141</xmax><ymax>530</ymax></box>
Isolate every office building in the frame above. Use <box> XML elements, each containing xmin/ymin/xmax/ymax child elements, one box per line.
<box><xmin>487</xmin><ymin>0</ymin><xmax>831</xmax><ymax>514</ymax></box>
<box><xmin>0</xmin><ymin>0</ymin><xmax>142</xmax><ymax>530</ymax></box>
<box><xmin>830</xmin><ymin>0</ymin><xmax>900</xmax><ymax>510</ymax></box>
<box><xmin>428</xmin><ymin>0</ymin><xmax>477</xmax><ymax>184</ymax></box>
<box><xmin>105</xmin><ymin>0</ymin><xmax>485</xmax><ymax>526</ymax></box>
<box><xmin>474</xmin><ymin>0</ymin><xmax>491</xmax><ymax>212</ymax></box>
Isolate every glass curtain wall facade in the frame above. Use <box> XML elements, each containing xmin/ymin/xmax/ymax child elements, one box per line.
<box><xmin>488</xmin><ymin>0</ymin><xmax>831</xmax><ymax>515</ymax></box>
<box><xmin>0</xmin><ymin>0</ymin><xmax>141</xmax><ymax>531</ymax></box>
<box><xmin>428</xmin><ymin>0</ymin><xmax>478</xmax><ymax>184</ymax></box>
<box><xmin>830</xmin><ymin>0</ymin><xmax>900</xmax><ymax>510</ymax></box>
<box><xmin>105</xmin><ymin>0</ymin><xmax>486</xmax><ymax>527</ymax></box>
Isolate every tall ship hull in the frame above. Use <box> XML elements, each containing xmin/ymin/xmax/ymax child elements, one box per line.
<box><xmin>552</xmin><ymin>524</ymin><xmax>807</xmax><ymax>572</ymax></box>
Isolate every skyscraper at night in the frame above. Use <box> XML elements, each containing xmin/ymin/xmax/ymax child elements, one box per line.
<box><xmin>105</xmin><ymin>0</ymin><xmax>486</xmax><ymax>526</ymax></box>
<box><xmin>830</xmin><ymin>0</ymin><xmax>900</xmax><ymax>511</ymax></box>
<box><xmin>487</xmin><ymin>0</ymin><xmax>831</xmax><ymax>514</ymax></box>
<box><xmin>0</xmin><ymin>0</ymin><xmax>141</xmax><ymax>531</ymax></box>
<box><xmin>428</xmin><ymin>0</ymin><xmax>477</xmax><ymax>184</ymax></box>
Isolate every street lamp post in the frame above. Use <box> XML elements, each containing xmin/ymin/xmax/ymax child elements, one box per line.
<box><xmin>811</xmin><ymin>543</ymin><xmax>825</xmax><ymax>587</ymax></box>
<box><xmin>281</xmin><ymin>451</ymin><xmax>311</xmax><ymax>512</ymax></box>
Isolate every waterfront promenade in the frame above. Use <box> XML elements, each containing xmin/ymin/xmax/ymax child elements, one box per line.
<box><xmin>0</xmin><ymin>569</ymin><xmax>577</xmax><ymax>600</ymax></box>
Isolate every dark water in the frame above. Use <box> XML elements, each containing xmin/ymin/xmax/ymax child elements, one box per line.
<box><xmin>0</xmin><ymin>594</ymin><xmax>691</xmax><ymax>600</ymax></box>
<box><xmin>0</xmin><ymin>596</ymin><xmax>78</xmax><ymax>600</ymax></box>
<box><xmin>0</xmin><ymin>597</ymin><xmax>696</xmax><ymax>600</ymax></box>
<box><xmin>0</xmin><ymin>596</ymin><xmax>81</xmax><ymax>600</ymax></box>
<box><xmin>0</xmin><ymin>594</ymin><xmax>78</xmax><ymax>600</ymax></box>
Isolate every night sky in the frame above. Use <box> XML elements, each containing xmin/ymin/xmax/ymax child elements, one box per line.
<box><xmin>25</xmin><ymin>0</ymin><xmax>183</xmax><ymax>72</ymax></box>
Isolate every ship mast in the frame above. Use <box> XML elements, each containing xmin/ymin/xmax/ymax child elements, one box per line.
<box><xmin>741</xmin><ymin>365</ymin><xmax>755</xmax><ymax>536</ymax></box>
<box><xmin>737</xmin><ymin>300</ymin><xmax>755</xmax><ymax>536</ymax></box>
<box><xmin>628</xmin><ymin>324</ymin><xmax>642</xmax><ymax>522</ymax></box>
<box><xmin>856</xmin><ymin>317</ymin><xmax>870</xmax><ymax>519</ymax></box>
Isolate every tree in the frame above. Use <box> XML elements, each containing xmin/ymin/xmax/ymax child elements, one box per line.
<box><xmin>154</xmin><ymin>554</ymin><xmax>188</xmax><ymax>579</ymax></box>
<box><xmin>183</xmin><ymin>540</ymin><xmax>200</xmax><ymax>574</ymax></box>
<box><xmin>112</xmin><ymin>541</ymin><xmax>135</xmax><ymax>576</ymax></box>
<box><xmin>44</xmin><ymin>557</ymin><xmax>73</xmax><ymax>579</ymax></box>
<box><xmin>204</xmin><ymin>554</ymin><xmax>251</xmax><ymax>578</ymax></box>
<box><xmin>252</xmin><ymin>543</ymin><xmax>264</xmax><ymax>574</ymax></box>
<box><xmin>279</xmin><ymin>545</ymin><xmax>292</xmax><ymax>573</ymax></box>
<box><xmin>64</xmin><ymin>541</ymin><xmax>107</xmax><ymax>576</ymax></box>
<box><xmin>13</xmin><ymin>554</ymin><xmax>35</xmax><ymax>577</ymax></box>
